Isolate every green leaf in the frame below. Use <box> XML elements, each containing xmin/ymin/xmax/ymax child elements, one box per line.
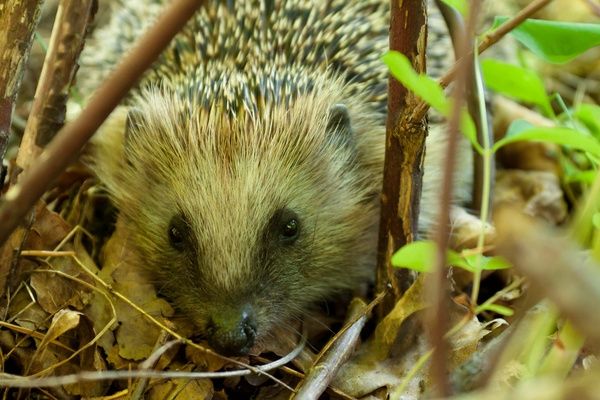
<box><xmin>456</xmin><ymin>254</ymin><xmax>512</xmax><ymax>273</ymax></box>
<box><xmin>565</xmin><ymin>170</ymin><xmax>597</xmax><ymax>184</ymax></box>
<box><xmin>574</xmin><ymin>104</ymin><xmax>600</xmax><ymax>138</ymax></box>
<box><xmin>494</xmin><ymin>17</ymin><xmax>600</xmax><ymax>64</ymax></box>
<box><xmin>482</xmin><ymin>59</ymin><xmax>552</xmax><ymax>116</ymax></box>
<box><xmin>506</xmin><ymin>119</ymin><xmax>535</xmax><ymax>137</ymax></box>
<box><xmin>480</xmin><ymin>256</ymin><xmax>512</xmax><ymax>270</ymax></box>
<box><xmin>391</xmin><ymin>241</ymin><xmax>436</xmax><ymax>272</ymax></box>
<box><xmin>382</xmin><ymin>51</ymin><xmax>450</xmax><ymax>114</ymax></box>
<box><xmin>391</xmin><ymin>241</ymin><xmax>464</xmax><ymax>272</ymax></box>
<box><xmin>493</xmin><ymin>127</ymin><xmax>600</xmax><ymax>158</ymax></box>
<box><xmin>460</xmin><ymin>110</ymin><xmax>483</xmax><ymax>153</ymax></box>
<box><xmin>392</xmin><ymin>241</ymin><xmax>512</xmax><ymax>273</ymax></box>
<box><xmin>476</xmin><ymin>303</ymin><xmax>514</xmax><ymax>316</ymax></box>
<box><xmin>383</xmin><ymin>51</ymin><xmax>481</xmax><ymax>151</ymax></box>
<box><xmin>593</xmin><ymin>213</ymin><xmax>600</xmax><ymax>230</ymax></box>
<box><xmin>441</xmin><ymin>0</ymin><xmax>468</xmax><ymax>16</ymax></box>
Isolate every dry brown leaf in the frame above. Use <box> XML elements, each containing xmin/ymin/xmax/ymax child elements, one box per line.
<box><xmin>30</xmin><ymin>259</ymin><xmax>93</xmax><ymax>314</ymax></box>
<box><xmin>61</xmin><ymin>314</ymin><xmax>108</xmax><ymax>397</ymax></box>
<box><xmin>22</xmin><ymin>203</ymin><xmax>72</xmax><ymax>251</ymax></box>
<box><xmin>7</xmin><ymin>287</ymin><xmax>49</xmax><ymax>332</ymax></box>
<box><xmin>333</xmin><ymin>277</ymin><xmax>427</xmax><ymax>398</ymax></box>
<box><xmin>147</xmin><ymin>365</ymin><xmax>214</xmax><ymax>400</ymax></box>
<box><xmin>37</xmin><ymin>309</ymin><xmax>81</xmax><ymax>352</ymax></box>
<box><xmin>97</xmin><ymin>220</ymin><xmax>174</xmax><ymax>361</ymax></box>
<box><xmin>185</xmin><ymin>344</ymin><xmax>229</xmax><ymax>373</ymax></box>
<box><xmin>494</xmin><ymin>170</ymin><xmax>567</xmax><ymax>225</ymax></box>
<box><xmin>0</xmin><ymin>202</ymin><xmax>71</xmax><ymax>298</ymax></box>
<box><xmin>334</xmin><ymin>276</ymin><xmax>503</xmax><ymax>399</ymax></box>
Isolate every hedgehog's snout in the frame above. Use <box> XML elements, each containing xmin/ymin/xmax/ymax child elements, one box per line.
<box><xmin>206</xmin><ymin>304</ymin><xmax>257</xmax><ymax>356</ymax></box>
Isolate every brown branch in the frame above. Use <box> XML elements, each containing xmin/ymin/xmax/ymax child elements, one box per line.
<box><xmin>0</xmin><ymin>0</ymin><xmax>97</xmax><ymax>301</ymax></box>
<box><xmin>586</xmin><ymin>0</ymin><xmax>600</xmax><ymax>17</ymax></box>
<box><xmin>0</xmin><ymin>1</ymin><xmax>46</xmax><ymax>299</ymax></box>
<box><xmin>0</xmin><ymin>0</ymin><xmax>44</xmax><ymax>171</ymax></box>
<box><xmin>0</xmin><ymin>0</ymin><xmax>207</xmax><ymax>246</ymax></box>
<box><xmin>435</xmin><ymin>0</ymin><xmax>495</xmax><ymax>219</ymax></box>
<box><xmin>130</xmin><ymin>333</ymin><xmax>176</xmax><ymax>400</ymax></box>
<box><xmin>409</xmin><ymin>0</ymin><xmax>554</xmax><ymax>125</ymax></box>
<box><xmin>495</xmin><ymin>208</ymin><xmax>600</xmax><ymax>348</ymax></box>
<box><xmin>16</xmin><ymin>0</ymin><xmax>97</xmax><ymax>172</ymax></box>
<box><xmin>427</xmin><ymin>0</ymin><xmax>482</xmax><ymax>395</ymax></box>
<box><xmin>376</xmin><ymin>0</ymin><xmax>428</xmax><ymax>319</ymax></box>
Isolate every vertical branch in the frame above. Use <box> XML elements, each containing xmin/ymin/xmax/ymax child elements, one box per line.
<box><xmin>0</xmin><ymin>0</ymin><xmax>44</xmax><ymax>173</ymax></box>
<box><xmin>376</xmin><ymin>0</ymin><xmax>428</xmax><ymax>317</ymax></box>
<box><xmin>435</xmin><ymin>0</ymin><xmax>494</xmax><ymax>217</ymax></box>
<box><xmin>427</xmin><ymin>0</ymin><xmax>482</xmax><ymax>396</ymax></box>
<box><xmin>0</xmin><ymin>0</ymin><xmax>97</xmax><ymax>300</ymax></box>
<box><xmin>17</xmin><ymin>0</ymin><xmax>97</xmax><ymax>172</ymax></box>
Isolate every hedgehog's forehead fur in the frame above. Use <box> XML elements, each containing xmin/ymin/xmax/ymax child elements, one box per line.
<box><xmin>95</xmin><ymin>74</ymin><xmax>384</xmax><ymax>328</ymax></box>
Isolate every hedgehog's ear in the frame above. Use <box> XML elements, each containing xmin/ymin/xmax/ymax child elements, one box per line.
<box><xmin>326</xmin><ymin>104</ymin><xmax>354</xmax><ymax>148</ymax></box>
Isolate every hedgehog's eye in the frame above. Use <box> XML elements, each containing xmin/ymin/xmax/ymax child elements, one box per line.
<box><xmin>278</xmin><ymin>210</ymin><xmax>300</xmax><ymax>244</ymax></box>
<box><xmin>168</xmin><ymin>217</ymin><xmax>187</xmax><ymax>251</ymax></box>
<box><xmin>281</xmin><ymin>219</ymin><xmax>299</xmax><ymax>240</ymax></box>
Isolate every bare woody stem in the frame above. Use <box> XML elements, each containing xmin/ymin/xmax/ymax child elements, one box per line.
<box><xmin>427</xmin><ymin>0</ymin><xmax>482</xmax><ymax>395</ymax></box>
<box><xmin>0</xmin><ymin>0</ymin><xmax>207</xmax><ymax>246</ymax></box>
<box><xmin>0</xmin><ymin>1</ymin><xmax>44</xmax><ymax>171</ymax></box>
<box><xmin>16</xmin><ymin>0</ymin><xmax>97</xmax><ymax>172</ymax></box>
<box><xmin>410</xmin><ymin>0</ymin><xmax>554</xmax><ymax>124</ymax></box>
<box><xmin>375</xmin><ymin>0</ymin><xmax>428</xmax><ymax>318</ymax></box>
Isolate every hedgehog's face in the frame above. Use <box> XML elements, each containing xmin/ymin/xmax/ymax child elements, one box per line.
<box><xmin>112</xmin><ymin>91</ymin><xmax>383</xmax><ymax>355</ymax></box>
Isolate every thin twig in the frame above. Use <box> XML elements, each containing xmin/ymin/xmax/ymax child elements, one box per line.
<box><xmin>292</xmin><ymin>294</ymin><xmax>383</xmax><ymax>400</ymax></box>
<box><xmin>16</xmin><ymin>0</ymin><xmax>96</xmax><ymax>171</ymax></box>
<box><xmin>586</xmin><ymin>0</ymin><xmax>600</xmax><ymax>17</ymax></box>
<box><xmin>495</xmin><ymin>208</ymin><xmax>600</xmax><ymax>348</ymax></box>
<box><xmin>130</xmin><ymin>333</ymin><xmax>176</xmax><ymax>400</ymax></box>
<box><xmin>0</xmin><ymin>0</ymin><xmax>44</xmax><ymax>165</ymax></box>
<box><xmin>427</xmin><ymin>0</ymin><xmax>482</xmax><ymax>396</ymax></box>
<box><xmin>0</xmin><ymin>0</ymin><xmax>207</xmax><ymax>245</ymax></box>
<box><xmin>0</xmin><ymin>336</ymin><xmax>306</xmax><ymax>389</ymax></box>
<box><xmin>409</xmin><ymin>0</ymin><xmax>554</xmax><ymax>124</ymax></box>
<box><xmin>250</xmin><ymin>356</ymin><xmax>357</xmax><ymax>400</ymax></box>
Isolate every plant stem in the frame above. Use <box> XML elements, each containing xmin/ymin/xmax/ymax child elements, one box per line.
<box><xmin>470</xmin><ymin>47</ymin><xmax>492</xmax><ymax>308</ymax></box>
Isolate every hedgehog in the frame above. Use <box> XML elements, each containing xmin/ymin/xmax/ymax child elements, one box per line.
<box><xmin>77</xmin><ymin>0</ymin><xmax>472</xmax><ymax>355</ymax></box>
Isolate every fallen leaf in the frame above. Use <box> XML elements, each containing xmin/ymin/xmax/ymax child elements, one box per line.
<box><xmin>494</xmin><ymin>170</ymin><xmax>567</xmax><ymax>225</ymax></box>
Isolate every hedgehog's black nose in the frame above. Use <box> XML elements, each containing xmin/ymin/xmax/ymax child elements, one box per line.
<box><xmin>207</xmin><ymin>305</ymin><xmax>257</xmax><ymax>356</ymax></box>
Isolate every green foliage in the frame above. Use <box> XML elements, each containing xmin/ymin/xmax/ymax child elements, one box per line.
<box><xmin>441</xmin><ymin>0</ymin><xmax>468</xmax><ymax>16</ymax></box>
<box><xmin>593</xmin><ymin>213</ymin><xmax>600</xmax><ymax>230</ymax></box>
<box><xmin>382</xmin><ymin>51</ymin><xmax>480</xmax><ymax>151</ymax></box>
<box><xmin>391</xmin><ymin>240</ymin><xmax>511</xmax><ymax>273</ymax></box>
<box><xmin>382</xmin><ymin>51</ymin><xmax>448</xmax><ymax>113</ymax></box>
<box><xmin>390</xmin><ymin>241</ymin><xmax>439</xmax><ymax>273</ymax></box>
<box><xmin>565</xmin><ymin>170</ymin><xmax>597</xmax><ymax>184</ymax></box>
<box><xmin>493</xmin><ymin>126</ymin><xmax>600</xmax><ymax>159</ymax></box>
<box><xmin>382</xmin><ymin>16</ymin><xmax>600</xmax><ymax>323</ymax></box>
<box><xmin>476</xmin><ymin>303</ymin><xmax>514</xmax><ymax>316</ymax></box>
<box><xmin>494</xmin><ymin>17</ymin><xmax>600</xmax><ymax>64</ymax></box>
<box><xmin>481</xmin><ymin>59</ymin><xmax>552</xmax><ymax>116</ymax></box>
<box><xmin>574</xmin><ymin>104</ymin><xmax>600</xmax><ymax>139</ymax></box>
